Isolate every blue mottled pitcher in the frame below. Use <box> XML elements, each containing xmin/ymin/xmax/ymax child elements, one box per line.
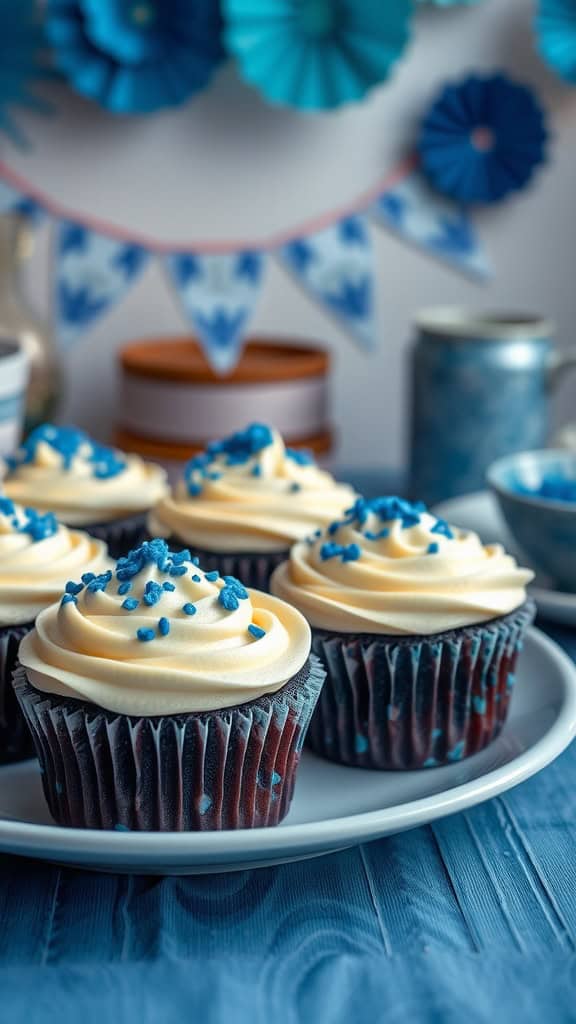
<box><xmin>408</xmin><ymin>308</ymin><xmax>576</xmax><ymax>506</ymax></box>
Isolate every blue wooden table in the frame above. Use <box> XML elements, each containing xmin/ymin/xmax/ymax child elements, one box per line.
<box><xmin>2</xmin><ymin>474</ymin><xmax>576</xmax><ymax>1021</ymax></box>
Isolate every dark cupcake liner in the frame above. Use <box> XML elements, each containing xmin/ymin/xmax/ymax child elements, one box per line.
<box><xmin>84</xmin><ymin>513</ymin><xmax>148</xmax><ymax>559</ymax></box>
<box><xmin>160</xmin><ymin>540</ymin><xmax>289</xmax><ymax>592</ymax></box>
<box><xmin>13</xmin><ymin>655</ymin><xmax>325</xmax><ymax>831</ymax></box>
<box><xmin>0</xmin><ymin>622</ymin><xmax>35</xmax><ymax>764</ymax></box>
<box><xmin>307</xmin><ymin>601</ymin><xmax>535</xmax><ymax>771</ymax></box>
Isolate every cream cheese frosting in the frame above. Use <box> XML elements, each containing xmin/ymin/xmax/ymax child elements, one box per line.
<box><xmin>270</xmin><ymin>496</ymin><xmax>533</xmax><ymax>636</ymax></box>
<box><xmin>148</xmin><ymin>423</ymin><xmax>356</xmax><ymax>553</ymax></box>
<box><xmin>19</xmin><ymin>538</ymin><xmax>311</xmax><ymax>715</ymax></box>
<box><xmin>0</xmin><ymin>496</ymin><xmax>110</xmax><ymax>626</ymax></box>
<box><xmin>4</xmin><ymin>424</ymin><xmax>167</xmax><ymax>526</ymax></box>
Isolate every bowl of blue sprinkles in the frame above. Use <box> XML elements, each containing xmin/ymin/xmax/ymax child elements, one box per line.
<box><xmin>487</xmin><ymin>449</ymin><xmax>576</xmax><ymax>590</ymax></box>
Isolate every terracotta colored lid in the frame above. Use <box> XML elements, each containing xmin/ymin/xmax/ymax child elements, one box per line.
<box><xmin>120</xmin><ymin>337</ymin><xmax>329</xmax><ymax>384</ymax></box>
<box><xmin>115</xmin><ymin>426</ymin><xmax>333</xmax><ymax>462</ymax></box>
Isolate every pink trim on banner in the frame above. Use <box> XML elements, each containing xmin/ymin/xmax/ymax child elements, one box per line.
<box><xmin>0</xmin><ymin>156</ymin><xmax>417</xmax><ymax>254</ymax></box>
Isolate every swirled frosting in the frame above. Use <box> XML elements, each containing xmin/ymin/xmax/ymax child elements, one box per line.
<box><xmin>3</xmin><ymin>424</ymin><xmax>167</xmax><ymax>526</ymax></box>
<box><xmin>271</xmin><ymin>496</ymin><xmax>533</xmax><ymax>636</ymax></box>
<box><xmin>0</xmin><ymin>496</ymin><xmax>110</xmax><ymax>625</ymax></box>
<box><xmin>19</xmin><ymin>538</ymin><xmax>311</xmax><ymax>715</ymax></box>
<box><xmin>148</xmin><ymin>423</ymin><xmax>356</xmax><ymax>552</ymax></box>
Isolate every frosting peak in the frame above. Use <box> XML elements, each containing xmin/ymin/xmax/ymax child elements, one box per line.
<box><xmin>0</xmin><ymin>495</ymin><xmax>110</xmax><ymax>625</ymax></box>
<box><xmin>271</xmin><ymin>495</ymin><xmax>533</xmax><ymax>636</ymax></box>
<box><xmin>148</xmin><ymin>424</ymin><xmax>356</xmax><ymax>553</ymax></box>
<box><xmin>4</xmin><ymin>423</ymin><xmax>168</xmax><ymax>525</ymax></box>
<box><xmin>19</xmin><ymin>539</ymin><xmax>311</xmax><ymax>715</ymax></box>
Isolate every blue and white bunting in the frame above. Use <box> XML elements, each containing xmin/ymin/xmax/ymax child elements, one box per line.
<box><xmin>165</xmin><ymin>250</ymin><xmax>265</xmax><ymax>373</ymax></box>
<box><xmin>372</xmin><ymin>170</ymin><xmax>491</xmax><ymax>280</ymax></box>
<box><xmin>0</xmin><ymin>179</ymin><xmax>42</xmax><ymax>220</ymax></box>
<box><xmin>278</xmin><ymin>216</ymin><xmax>376</xmax><ymax>349</ymax></box>
<box><xmin>55</xmin><ymin>222</ymin><xmax>149</xmax><ymax>347</ymax></box>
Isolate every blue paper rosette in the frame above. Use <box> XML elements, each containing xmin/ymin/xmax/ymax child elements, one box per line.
<box><xmin>418</xmin><ymin>73</ymin><xmax>548</xmax><ymax>205</ymax></box>
<box><xmin>45</xmin><ymin>0</ymin><xmax>225</xmax><ymax>114</ymax></box>
<box><xmin>223</xmin><ymin>0</ymin><xmax>412</xmax><ymax>111</ymax></box>
<box><xmin>536</xmin><ymin>0</ymin><xmax>576</xmax><ymax>85</ymax></box>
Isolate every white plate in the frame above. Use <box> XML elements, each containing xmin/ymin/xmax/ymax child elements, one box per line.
<box><xmin>0</xmin><ymin>628</ymin><xmax>574</xmax><ymax>874</ymax></box>
<box><xmin>434</xmin><ymin>492</ymin><xmax>576</xmax><ymax>626</ymax></box>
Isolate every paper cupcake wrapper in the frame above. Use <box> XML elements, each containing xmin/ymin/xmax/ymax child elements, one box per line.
<box><xmin>0</xmin><ymin>622</ymin><xmax>35</xmax><ymax>764</ymax></box>
<box><xmin>307</xmin><ymin>602</ymin><xmax>535</xmax><ymax>770</ymax></box>
<box><xmin>13</xmin><ymin>655</ymin><xmax>325</xmax><ymax>831</ymax></box>
<box><xmin>85</xmin><ymin>513</ymin><xmax>148</xmax><ymax>559</ymax></box>
<box><xmin>162</xmin><ymin>541</ymin><xmax>289</xmax><ymax>592</ymax></box>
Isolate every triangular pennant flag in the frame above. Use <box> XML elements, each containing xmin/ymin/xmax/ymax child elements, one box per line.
<box><xmin>372</xmin><ymin>170</ymin><xmax>491</xmax><ymax>280</ymax></box>
<box><xmin>55</xmin><ymin>222</ymin><xmax>149</xmax><ymax>346</ymax></box>
<box><xmin>278</xmin><ymin>216</ymin><xmax>375</xmax><ymax>349</ymax></box>
<box><xmin>165</xmin><ymin>250</ymin><xmax>265</xmax><ymax>373</ymax></box>
<box><xmin>0</xmin><ymin>179</ymin><xmax>42</xmax><ymax>220</ymax></box>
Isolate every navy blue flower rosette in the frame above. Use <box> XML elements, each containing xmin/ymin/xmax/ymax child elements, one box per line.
<box><xmin>418</xmin><ymin>73</ymin><xmax>549</xmax><ymax>205</ymax></box>
<box><xmin>45</xmin><ymin>0</ymin><xmax>225</xmax><ymax>113</ymax></box>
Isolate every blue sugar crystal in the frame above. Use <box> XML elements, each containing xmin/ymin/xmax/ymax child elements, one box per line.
<box><xmin>60</xmin><ymin>593</ymin><xmax>77</xmax><ymax>606</ymax></box>
<box><xmin>289</xmin><ymin>482</ymin><xmax>301</xmax><ymax>493</ymax></box>
<box><xmin>118</xmin><ymin>581</ymin><xmax>132</xmax><ymax>595</ymax></box>
<box><xmin>191</xmin><ymin>557</ymin><xmax>200</xmax><ymax>566</ymax></box>
<box><xmin>431</xmin><ymin>518</ymin><xmax>454</xmax><ymax>540</ymax></box>
<box><xmin>251</xmin><ymin>464</ymin><xmax>262</xmax><ymax>477</ymax></box>
<box><xmin>169</xmin><ymin>565</ymin><xmax>187</xmax><ymax>577</ymax></box>
<box><xmin>191</xmin><ymin>575</ymin><xmax>201</xmax><ymax>583</ymax></box>
<box><xmin>271</xmin><ymin>771</ymin><xmax>282</xmax><ymax>785</ymax></box>
<box><xmin>162</xmin><ymin>581</ymin><xmax>175</xmax><ymax>591</ymax></box>
<box><xmin>122</xmin><ymin>598</ymin><xmax>139</xmax><ymax>611</ymax></box>
<box><xmin>171</xmin><ymin>549</ymin><xmax>191</xmax><ymax>565</ymax></box>
<box><xmin>5</xmin><ymin>423</ymin><xmax>127</xmax><ymax>480</ymax></box>
<box><xmin>427</xmin><ymin>542</ymin><xmax>439</xmax><ymax>555</ymax></box>
<box><xmin>248</xmin><ymin>624</ymin><xmax>266</xmax><ymax>640</ymax></box>
<box><xmin>86</xmin><ymin>570</ymin><xmax>113</xmax><ymax>593</ymax></box>
<box><xmin>365</xmin><ymin>528</ymin><xmax>390</xmax><ymax>541</ymax></box>
<box><xmin>218</xmin><ymin>587</ymin><xmax>240</xmax><ymax>611</ymax></box>
<box><xmin>447</xmin><ymin>740</ymin><xmax>465</xmax><ymax>762</ymax></box>
<box><xmin>205</xmin><ymin>570</ymin><xmax>219</xmax><ymax>582</ymax></box>
<box><xmin>286</xmin><ymin>448</ymin><xmax>314</xmax><ymax>466</ymax></box>
<box><xmin>158</xmin><ymin>617</ymin><xmax>170</xmax><ymax>636</ymax></box>
<box><xmin>0</xmin><ymin>497</ymin><xmax>15</xmax><ymax>517</ymax></box>
<box><xmin>81</xmin><ymin>572</ymin><xmax>96</xmax><ymax>584</ymax></box>
<box><xmin>222</xmin><ymin>576</ymin><xmax>248</xmax><ymax>599</ymax></box>
<box><xmin>354</xmin><ymin>734</ymin><xmax>369</xmax><ymax>755</ymax></box>
<box><xmin>182</xmin><ymin>603</ymin><xmax>197</xmax><ymax>616</ymax></box>
<box><xmin>65</xmin><ymin>580</ymin><xmax>83</xmax><ymax>595</ymax></box>
<box><xmin>320</xmin><ymin>542</ymin><xmax>362</xmax><ymax>563</ymax></box>
<box><xmin>136</xmin><ymin>627</ymin><xmax>155</xmax><ymax>642</ymax></box>
<box><xmin>473</xmin><ymin>696</ymin><xmax>487</xmax><ymax>715</ymax></box>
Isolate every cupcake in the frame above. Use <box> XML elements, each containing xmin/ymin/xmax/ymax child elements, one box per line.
<box><xmin>147</xmin><ymin>423</ymin><xmax>356</xmax><ymax>590</ymax></box>
<box><xmin>271</xmin><ymin>496</ymin><xmax>535</xmax><ymax>770</ymax></box>
<box><xmin>0</xmin><ymin>495</ymin><xmax>109</xmax><ymax>763</ymax></box>
<box><xmin>14</xmin><ymin>539</ymin><xmax>325</xmax><ymax>830</ymax></box>
<box><xmin>3</xmin><ymin>424</ymin><xmax>167</xmax><ymax>558</ymax></box>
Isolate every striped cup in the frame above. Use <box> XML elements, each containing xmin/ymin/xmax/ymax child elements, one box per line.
<box><xmin>0</xmin><ymin>340</ymin><xmax>28</xmax><ymax>459</ymax></box>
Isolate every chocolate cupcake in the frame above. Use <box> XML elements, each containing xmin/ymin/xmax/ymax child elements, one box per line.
<box><xmin>14</xmin><ymin>539</ymin><xmax>325</xmax><ymax>830</ymax></box>
<box><xmin>147</xmin><ymin>423</ymin><xmax>355</xmax><ymax>590</ymax></box>
<box><xmin>4</xmin><ymin>424</ymin><xmax>167</xmax><ymax>557</ymax></box>
<box><xmin>0</xmin><ymin>495</ymin><xmax>109</xmax><ymax>763</ymax></box>
<box><xmin>271</xmin><ymin>496</ymin><xmax>535</xmax><ymax>770</ymax></box>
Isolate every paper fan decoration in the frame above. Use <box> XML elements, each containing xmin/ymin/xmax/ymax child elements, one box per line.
<box><xmin>45</xmin><ymin>0</ymin><xmax>225</xmax><ymax>114</ymax></box>
<box><xmin>418</xmin><ymin>74</ymin><xmax>548</xmax><ymax>205</ymax></box>
<box><xmin>0</xmin><ymin>0</ymin><xmax>51</xmax><ymax>145</ymax></box>
<box><xmin>223</xmin><ymin>0</ymin><xmax>412</xmax><ymax>111</ymax></box>
<box><xmin>536</xmin><ymin>0</ymin><xmax>576</xmax><ymax>84</ymax></box>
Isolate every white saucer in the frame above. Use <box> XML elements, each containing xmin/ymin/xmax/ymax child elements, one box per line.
<box><xmin>0</xmin><ymin>628</ymin><xmax>573</xmax><ymax>874</ymax></box>
<box><xmin>434</xmin><ymin>491</ymin><xmax>576</xmax><ymax>627</ymax></box>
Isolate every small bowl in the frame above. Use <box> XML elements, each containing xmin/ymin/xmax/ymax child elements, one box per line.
<box><xmin>487</xmin><ymin>449</ymin><xmax>576</xmax><ymax>591</ymax></box>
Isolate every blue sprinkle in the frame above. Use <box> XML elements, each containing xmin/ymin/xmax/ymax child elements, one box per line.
<box><xmin>473</xmin><ymin>696</ymin><xmax>487</xmax><ymax>715</ymax></box>
<box><xmin>169</xmin><ymin>565</ymin><xmax>187</xmax><ymax>577</ymax></box>
<box><xmin>143</xmin><ymin>580</ymin><xmax>163</xmax><ymax>606</ymax></box>
<box><xmin>158</xmin><ymin>617</ymin><xmax>170</xmax><ymax>636</ymax></box>
<box><xmin>251</xmin><ymin>464</ymin><xmax>262</xmax><ymax>477</ymax></box>
<box><xmin>65</xmin><ymin>580</ymin><xmax>83</xmax><ymax>596</ymax></box>
<box><xmin>114</xmin><ymin>823</ymin><xmax>131</xmax><ymax>832</ymax></box>
<box><xmin>423</xmin><ymin>758</ymin><xmax>439</xmax><ymax>769</ymax></box>
<box><xmin>118</xmin><ymin>581</ymin><xmax>132</xmax><ymax>596</ymax></box>
<box><xmin>219</xmin><ymin>588</ymin><xmax>239</xmax><ymax>611</ymax></box>
<box><xmin>248</xmin><ymin>624</ymin><xmax>266</xmax><ymax>640</ymax></box>
<box><xmin>182</xmin><ymin>603</ymin><xmax>197</xmax><ymax>616</ymax></box>
<box><xmin>122</xmin><ymin>598</ymin><xmax>139</xmax><ymax>611</ymax></box>
<box><xmin>427</xmin><ymin>542</ymin><xmax>439</xmax><ymax>555</ymax></box>
<box><xmin>431</xmin><ymin>518</ymin><xmax>454</xmax><ymax>540</ymax></box>
<box><xmin>222</xmin><ymin>576</ymin><xmax>248</xmax><ymax>599</ymax></box>
<box><xmin>354</xmin><ymin>734</ymin><xmax>369</xmax><ymax>755</ymax></box>
<box><xmin>171</xmin><ymin>549</ymin><xmax>191</xmax><ymax>565</ymax></box>
<box><xmin>327</xmin><ymin>522</ymin><xmax>340</xmax><ymax>536</ymax></box>
<box><xmin>271</xmin><ymin>771</ymin><xmax>282</xmax><ymax>785</ymax></box>
<box><xmin>320</xmin><ymin>542</ymin><xmax>361</xmax><ymax>563</ymax></box>
<box><xmin>162</xmin><ymin>581</ymin><xmax>175</xmax><ymax>591</ymax></box>
<box><xmin>86</xmin><ymin>570</ymin><xmax>113</xmax><ymax>593</ymax></box>
<box><xmin>136</xmin><ymin>627</ymin><xmax>155</xmax><ymax>642</ymax></box>
<box><xmin>507</xmin><ymin>674</ymin><xmax>516</xmax><ymax>691</ymax></box>
<box><xmin>191</xmin><ymin>574</ymin><xmax>201</xmax><ymax>583</ymax></box>
<box><xmin>191</xmin><ymin>557</ymin><xmax>200</xmax><ymax>566</ymax></box>
<box><xmin>365</xmin><ymin>528</ymin><xmax>390</xmax><ymax>541</ymax></box>
<box><xmin>60</xmin><ymin>593</ymin><xmax>77</xmax><ymax>606</ymax></box>
<box><xmin>187</xmin><ymin>480</ymin><xmax>203</xmax><ymax>497</ymax></box>
<box><xmin>199</xmin><ymin>794</ymin><xmax>212</xmax><ymax>815</ymax></box>
<box><xmin>447</xmin><ymin>741</ymin><xmax>466</xmax><ymax>762</ymax></box>
<box><xmin>432</xmin><ymin>728</ymin><xmax>443</xmax><ymax>739</ymax></box>
<box><xmin>207</xmin><ymin>471</ymin><xmax>221</xmax><ymax>480</ymax></box>
<box><xmin>205</xmin><ymin>570</ymin><xmax>219</xmax><ymax>582</ymax></box>
<box><xmin>290</xmin><ymin>482</ymin><xmax>301</xmax><ymax>493</ymax></box>
<box><xmin>314</xmin><ymin>529</ymin><xmax>322</xmax><ymax>538</ymax></box>
<box><xmin>286</xmin><ymin>447</ymin><xmax>314</xmax><ymax>466</ymax></box>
